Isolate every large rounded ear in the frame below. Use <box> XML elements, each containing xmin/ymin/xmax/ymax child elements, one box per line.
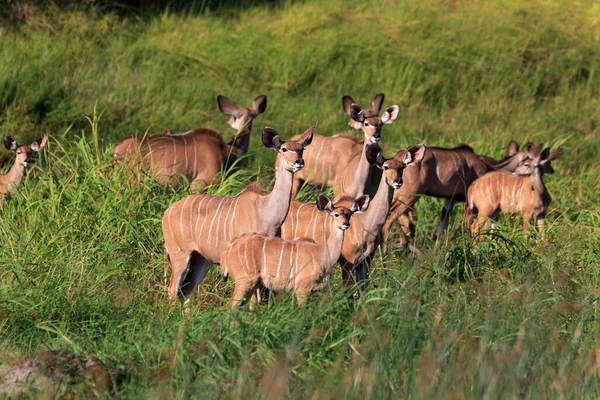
<box><xmin>252</xmin><ymin>95</ymin><xmax>267</xmax><ymax>116</ymax></box>
<box><xmin>262</xmin><ymin>127</ymin><xmax>282</xmax><ymax>150</ymax></box>
<box><xmin>506</xmin><ymin>141</ymin><xmax>520</xmax><ymax>157</ymax></box>
<box><xmin>316</xmin><ymin>194</ymin><xmax>333</xmax><ymax>213</ymax></box>
<box><xmin>549</xmin><ymin>148</ymin><xmax>562</xmax><ymax>161</ymax></box>
<box><xmin>365</xmin><ymin>143</ymin><xmax>383</xmax><ymax>166</ymax></box>
<box><xmin>351</xmin><ymin>195</ymin><xmax>370</xmax><ymax>214</ymax></box>
<box><xmin>538</xmin><ymin>147</ymin><xmax>551</xmax><ymax>163</ymax></box>
<box><xmin>371</xmin><ymin>93</ymin><xmax>385</xmax><ymax>115</ymax></box>
<box><xmin>342</xmin><ymin>95</ymin><xmax>356</xmax><ymax>114</ymax></box>
<box><xmin>350</xmin><ymin>104</ymin><xmax>365</xmax><ymax>123</ymax></box>
<box><xmin>381</xmin><ymin>105</ymin><xmax>400</xmax><ymax>125</ymax></box>
<box><xmin>217</xmin><ymin>95</ymin><xmax>243</xmax><ymax>118</ymax></box>
<box><xmin>403</xmin><ymin>144</ymin><xmax>425</xmax><ymax>166</ymax></box>
<box><xmin>299</xmin><ymin>122</ymin><xmax>317</xmax><ymax>148</ymax></box>
<box><xmin>525</xmin><ymin>142</ymin><xmax>542</xmax><ymax>157</ymax></box>
<box><xmin>30</xmin><ymin>135</ymin><xmax>48</xmax><ymax>152</ymax></box>
<box><xmin>4</xmin><ymin>135</ymin><xmax>17</xmax><ymax>152</ymax></box>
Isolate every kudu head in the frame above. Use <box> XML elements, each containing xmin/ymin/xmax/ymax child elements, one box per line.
<box><xmin>366</xmin><ymin>143</ymin><xmax>425</xmax><ymax>189</ymax></box>
<box><xmin>513</xmin><ymin>144</ymin><xmax>561</xmax><ymax>177</ymax></box>
<box><xmin>342</xmin><ymin>94</ymin><xmax>399</xmax><ymax>144</ymax></box>
<box><xmin>316</xmin><ymin>193</ymin><xmax>370</xmax><ymax>231</ymax></box>
<box><xmin>217</xmin><ymin>94</ymin><xmax>267</xmax><ymax>134</ymax></box>
<box><xmin>262</xmin><ymin>123</ymin><xmax>315</xmax><ymax>173</ymax></box>
<box><xmin>4</xmin><ymin>135</ymin><xmax>48</xmax><ymax>168</ymax></box>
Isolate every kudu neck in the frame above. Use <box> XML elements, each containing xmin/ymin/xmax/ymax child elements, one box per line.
<box><xmin>261</xmin><ymin>160</ymin><xmax>294</xmax><ymax>233</ymax></box>
<box><xmin>6</xmin><ymin>159</ymin><xmax>26</xmax><ymax>193</ymax></box>
<box><xmin>359</xmin><ymin>171</ymin><xmax>394</xmax><ymax>230</ymax></box>
<box><xmin>322</xmin><ymin>226</ymin><xmax>345</xmax><ymax>267</ymax></box>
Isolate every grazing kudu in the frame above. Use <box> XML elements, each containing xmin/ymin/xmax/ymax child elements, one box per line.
<box><xmin>275</xmin><ymin>94</ymin><xmax>398</xmax><ymax>199</ymax></box>
<box><xmin>114</xmin><ymin>94</ymin><xmax>267</xmax><ymax>189</ymax></box>
<box><xmin>220</xmin><ymin>194</ymin><xmax>368</xmax><ymax>307</ymax></box>
<box><xmin>467</xmin><ymin>145</ymin><xmax>561</xmax><ymax>239</ymax></box>
<box><xmin>163</xmin><ymin>124</ymin><xmax>315</xmax><ymax>303</ymax></box>
<box><xmin>281</xmin><ymin>143</ymin><xmax>425</xmax><ymax>288</ymax></box>
<box><xmin>382</xmin><ymin>142</ymin><xmax>531</xmax><ymax>253</ymax></box>
<box><xmin>0</xmin><ymin>135</ymin><xmax>48</xmax><ymax>206</ymax></box>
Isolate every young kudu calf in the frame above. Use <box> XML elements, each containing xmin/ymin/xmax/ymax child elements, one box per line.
<box><xmin>163</xmin><ymin>124</ymin><xmax>315</xmax><ymax>304</ymax></box>
<box><xmin>382</xmin><ymin>142</ymin><xmax>531</xmax><ymax>253</ymax></box>
<box><xmin>220</xmin><ymin>194</ymin><xmax>368</xmax><ymax>307</ymax></box>
<box><xmin>280</xmin><ymin>143</ymin><xmax>425</xmax><ymax>287</ymax></box>
<box><xmin>0</xmin><ymin>135</ymin><xmax>48</xmax><ymax>206</ymax></box>
<box><xmin>467</xmin><ymin>145</ymin><xmax>561</xmax><ymax>239</ymax></box>
<box><xmin>275</xmin><ymin>94</ymin><xmax>398</xmax><ymax>199</ymax></box>
<box><xmin>114</xmin><ymin>94</ymin><xmax>267</xmax><ymax>189</ymax></box>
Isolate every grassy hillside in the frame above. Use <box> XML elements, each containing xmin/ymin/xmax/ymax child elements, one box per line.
<box><xmin>1</xmin><ymin>0</ymin><xmax>600</xmax><ymax>397</ymax></box>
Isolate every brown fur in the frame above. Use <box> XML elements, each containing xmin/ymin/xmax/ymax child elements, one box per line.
<box><xmin>113</xmin><ymin>94</ymin><xmax>266</xmax><ymax>189</ymax></box>
<box><xmin>163</xmin><ymin>125</ymin><xmax>315</xmax><ymax>303</ymax></box>
<box><xmin>280</xmin><ymin>144</ymin><xmax>425</xmax><ymax>287</ymax></box>
<box><xmin>0</xmin><ymin>135</ymin><xmax>48</xmax><ymax>205</ymax></box>
<box><xmin>220</xmin><ymin>195</ymin><xmax>365</xmax><ymax>307</ymax></box>
<box><xmin>382</xmin><ymin>142</ymin><xmax>531</xmax><ymax>252</ymax></box>
<box><xmin>274</xmin><ymin>94</ymin><xmax>398</xmax><ymax>200</ymax></box>
<box><xmin>467</xmin><ymin>147</ymin><xmax>561</xmax><ymax>239</ymax></box>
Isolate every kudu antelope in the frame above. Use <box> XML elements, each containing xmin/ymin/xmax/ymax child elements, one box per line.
<box><xmin>382</xmin><ymin>142</ymin><xmax>531</xmax><ymax>253</ymax></box>
<box><xmin>274</xmin><ymin>94</ymin><xmax>399</xmax><ymax>199</ymax></box>
<box><xmin>467</xmin><ymin>145</ymin><xmax>561</xmax><ymax>239</ymax></box>
<box><xmin>114</xmin><ymin>94</ymin><xmax>267</xmax><ymax>189</ymax></box>
<box><xmin>281</xmin><ymin>143</ymin><xmax>425</xmax><ymax>287</ymax></box>
<box><xmin>220</xmin><ymin>194</ymin><xmax>369</xmax><ymax>308</ymax></box>
<box><xmin>0</xmin><ymin>135</ymin><xmax>48</xmax><ymax>205</ymax></box>
<box><xmin>163</xmin><ymin>124</ymin><xmax>315</xmax><ymax>303</ymax></box>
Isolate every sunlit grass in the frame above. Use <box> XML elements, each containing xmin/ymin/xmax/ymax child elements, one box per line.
<box><xmin>0</xmin><ymin>0</ymin><xmax>599</xmax><ymax>397</ymax></box>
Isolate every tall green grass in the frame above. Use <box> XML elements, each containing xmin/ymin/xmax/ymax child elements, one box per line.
<box><xmin>1</xmin><ymin>0</ymin><xmax>600</xmax><ymax>397</ymax></box>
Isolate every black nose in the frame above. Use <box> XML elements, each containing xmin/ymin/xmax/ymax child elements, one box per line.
<box><xmin>295</xmin><ymin>159</ymin><xmax>302</xmax><ymax>164</ymax></box>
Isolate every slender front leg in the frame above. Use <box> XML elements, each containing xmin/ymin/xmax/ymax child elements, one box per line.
<box><xmin>536</xmin><ymin>214</ymin><xmax>546</xmax><ymax>240</ymax></box>
<box><xmin>435</xmin><ymin>198</ymin><xmax>456</xmax><ymax>249</ymax></box>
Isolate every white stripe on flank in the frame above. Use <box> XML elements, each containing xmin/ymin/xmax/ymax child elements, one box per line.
<box><xmin>243</xmin><ymin>239</ymin><xmax>249</xmax><ymax>275</ymax></box>
<box><xmin>166</xmin><ymin>204</ymin><xmax>180</xmax><ymax>252</ymax></box>
<box><xmin>229</xmin><ymin>197</ymin><xmax>239</xmax><ymax>239</ymax></box>
<box><xmin>179</xmin><ymin>196</ymin><xmax>192</xmax><ymax>238</ymax></box>
<box><xmin>237</xmin><ymin>240</ymin><xmax>245</xmax><ymax>277</ymax></box>
<box><xmin>262</xmin><ymin>238</ymin><xmax>268</xmax><ymax>276</ymax></box>
<box><xmin>309</xmin><ymin>207</ymin><xmax>318</xmax><ymax>239</ymax></box>
<box><xmin>192</xmin><ymin>136</ymin><xmax>197</xmax><ymax>179</ymax></box>
<box><xmin>288</xmin><ymin>242</ymin><xmax>294</xmax><ymax>283</ymax></box>
<box><xmin>208</xmin><ymin>198</ymin><xmax>226</xmax><ymax>245</ymax></box>
<box><xmin>182</xmin><ymin>135</ymin><xmax>189</xmax><ymax>174</ymax></box>
<box><xmin>276</xmin><ymin>243</ymin><xmax>284</xmax><ymax>278</ymax></box>
<box><xmin>198</xmin><ymin>197</ymin><xmax>216</xmax><ymax>237</ymax></box>
<box><xmin>221</xmin><ymin>198</ymin><xmax>233</xmax><ymax>243</ymax></box>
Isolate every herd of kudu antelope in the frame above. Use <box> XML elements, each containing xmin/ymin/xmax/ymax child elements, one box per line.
<box><xmin>1</xmin><ymin>93</ymin><xmax>562</xmax><ymax>308</ymax></box>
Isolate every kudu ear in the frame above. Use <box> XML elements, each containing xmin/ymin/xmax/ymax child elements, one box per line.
<box><xmin>31</xmin><ymin>135</ymin><xmax>48</xmax><ymax>152</ymax></box>
<box><xmin>299</xmin><ymin>122</ymin><xmax>316</xmax><ymax>148</ymax></box>
<box><xmin>549</xmin><ymin>148</ymin><xmax>562</xmax><ymax>161</ymax></box>
<box><xmin>251</xmin><ymin>95</ymin><xmax>267</xmax><ymax>116</ymax></box>
<box><xmin>4</xmin><ymin>135</ymin><xmax>17</xmax><ymax>152</ymax></box>
<box><xmin>538</xmin><ymin>147</ymin><xmax>551</xmax><ymax>163</ymax></box>
<box><xmin>350</xmin><ymin>104</ymin><xmax>365</xmax><ymax>123</ymax></box>
<box><xmin>316</xmin><ymin>194</ymin><xmax>334</xmax><ymax>213</ymax></box>
<box><xmin>506</xmin><ymin>140</ymin><xmax>520</xmax><ymax>157</ymax></box>
<box><xmin>262</xmin><ymin>127</ymin><xmax>282</xmax><ymax>150</ymax></box>
<box><xmin>342</xmin><ymin>95</ymin><xmax>356</xmax><ymax>115</ymax></box>
<box><xmin>365</xmin><ymin>143</ymin><xmax>383</xmax><ymax>166</ymax></box>
<box><xmin>403</xmin><ymin>144</ymin><xmax>425</xmax><ymax>166</ymax></box>
<box><xmin>525</xmin><ymin>142</ymin><xmax>543</xmax><ymax>157</ymax></box>
<box><xmin>381</xmin><ymin>105</ymin><xmax>400</xmax><ymax>125</ymax></box>
<box><xmin>371</xmin><ymin>93</ymin><xmax>385</xmax><ymax>115</ymax></box>
<box><xmin>351</xmin><ymin>195</ymin><xmax>370</xmax><ymax>214</ymax></box>
<box><xmin>217</xmin><ymin>95</ymin><xmax>243</xmax><ymax>118</ymax></box>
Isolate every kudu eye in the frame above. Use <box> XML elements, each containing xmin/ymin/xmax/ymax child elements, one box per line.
<box><xmin>364</xmin><ymin>122</ymin><xmax>369</xmax><ymax>126</ymax></box>
<box><xmin>281</xmin><ymin>148</ymin><xmax>287</xmax><ymax>152</ymax></box>
<box><xmin>383</xmin><ymin>165</ymin><xmax>389</xmax><ymax>170</ymax></box>
<box><xmin>334</xmin><ymin>213</ymin><xmax>339</xmax><ymax>217</ymax></box>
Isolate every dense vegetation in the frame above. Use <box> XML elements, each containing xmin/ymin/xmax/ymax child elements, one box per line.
<box><xmin>1</xmin><ymin>0</ymin><xmax>599</xmax><ymax>397</ymax></box>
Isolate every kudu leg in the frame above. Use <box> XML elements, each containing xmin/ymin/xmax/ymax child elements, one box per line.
<box><xmin>435</xmin><ymin>198</ymin><xmax>456</xmax><ymax>249</ymax></box>
<box><xmin>536</xmin><ymin>214</ymin><xmax>546</xmax><ymax>240</ymax></box>
<box><xmin>167</xmin><ymin>252</ymin><xmax>189</xmax><ymax>302</ymax></box>
<box><xmin>179</xmin><ymin>251</ymin><xmax>213</xmax><ymax>300</ymax></box>
<box><xmin>229</xmin><ymin>278</ymin><xmax>260</xmax><ymax>308</ymax></box>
